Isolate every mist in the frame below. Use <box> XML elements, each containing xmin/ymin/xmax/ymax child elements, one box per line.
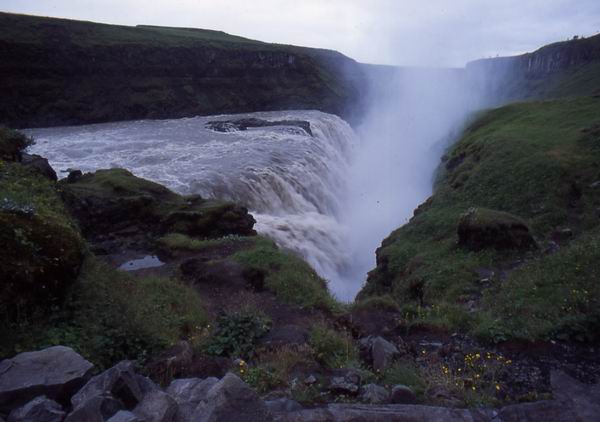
<box><xmin>332</xmin><ymin>65</ymin><xmax>491</xmax><ymax>300</ymax></box>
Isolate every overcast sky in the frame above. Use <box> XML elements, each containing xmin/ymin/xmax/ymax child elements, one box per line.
<box><xmin>3</xmin><ymin>0</ymin><xmax>600</xmax><ymax>66</ymax></box>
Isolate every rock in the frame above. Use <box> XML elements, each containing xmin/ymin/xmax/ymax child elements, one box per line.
<box><xmin>277</xmin><ymin>403</ymin><xmax>493</xmax><ymax>421</ymax></box>
<box><xmin>166</xmin><ymin>378</ymin><xmax>218</xmax><ymax>422</ymax></box>
<box><xmin>133</xmin><ymin>391</ymin><xmax>176</xmax><ymax>422</ymax></box>
<box><xmin>65</xmin><ymin>394</ymin><xmax>123</xmax><ymax>422</ymax></box>
<box><xmin>329</xmin><ymin>376</ymin><xmax>360</xmax><ymax>396</ymax></box>
<box><xmin>552</xmin><ymin>227</ymin><xmax>574</xmax><ymax>244</ymax></box>
<box><xmin>60</xmin><ymin>168</ymin><xmax>256</xmax><ymax>239</ymax></box>
<box><xmin>166</xmin><ymin>378</ymin><xmax>218</xmax><ymax>405</ymax></box>
<box><xmin>457</xmin><ymin>207</ymin><xmax>536</xmax><ymax>251</ymax></box>
<box><xmin>360</xmin><ymin>384</ymin><xmax>389</xmax><ymax>404</ymax></box>
<box><xmin>20</xmin><ymin>153</ymin><xmax>57</xmax><ymax>181</ymax></box>
<box><xmin>66</xmin><ymin>170</ymin><xmax>83</xmax><ymax>183</ymax></box>
<box><xmin>206</xmin><ymin>118</ymin><xmax>313</xmax><ymax>136</ymax></box>
<box><xmin>192</xmin><ymin>373</ymin><xmax>272</xmax><ymax>422</ymax></box>
<box><xmin>145</xmin><ymin>341</ymin><xmax>193</xmax><ymax>381</ymax></box>
<box><xmin>264</xmin><ymin>398</ymin><xmax>303</xmax><ymax>413</ymax></box>
<box><xmin>426</xmin><ymin>385</ymin><xmax>462</xmax><ymax>407</ymax></box>
<box><xmin>303</xmin><ymin>375</ymin><xmax>317</xmax><ymax>386</ymax></box>
<box><xmin>551</xmin><ymin>370</ymin><xmax>600</xmax><ymax>422</ymax></box>
<box><xmin>7</xmin><ymin>396</ymin><xmax>65</xmax><ymax>422</ymax></box>
<box><xmin>106</xmin><ymin>410</ymin><xmax>143</xmax><ymax>422</ymax></box>
<box><xmin>71</xmin><ymin>361</ymin><xmax>145</xmax><ymax>410</ymax></box>
<box><xmin>371</xmin><ymin>337</ymin><xmax>400</xmax><ymax>372</ymax></box>
<box><xmin>0</xmin><ymin>346</ymin><xmax>94</xmax><ymax>413</ymax></box>
<box><xmin>390</xmin><ymin>385</ymin><xmax>417</xmax><ymax>404</ymax></box>
<box><xmin>497</xmin><ymin>400</ymin><xmax>577</xmax><ymax>422</ymax></box>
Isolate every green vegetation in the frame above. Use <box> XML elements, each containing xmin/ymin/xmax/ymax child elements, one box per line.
<box><xmin>352</xmin><ymin>295</ymin><xmax>400</xmax><ymax>312</ymax></box>
<box><xmin>0</xmin><ymin>159</ymin><xmax>85</xmax><ymax>319</ymax></box>
<box><xmin>204</xmin><ymin>312</ymin><xmax>271</xmax><ymax>359</ymax></box>
<box><xmin>381</xmin><ymin>361</ymin><xmax>427</xmax><ymax>396</ymax></box>
<box><xmin>233</xmin><ymin>236</ymin><xmax>339</xmax><ymax>311</ymax></box>
<box><xmin>309</xmin><ymin>323</ymin><xmax>357</xmax><ymax>369</ymax></box>
<box><xmin>60</xmin><ymin>168</ymin><xmax>255</xmax><ymax>238</ymax></box>
<box><xmin>475</xmin><ymin>226</ymin><xmax>600</xmax><ymax>342</ymax></box>
<box><xmin>157</xmin><ymin>232</ymin><xmax>244</xmax><ymax>251</ymax></box>
<box><xmin>0</xmin><ymin>127</ymin><xmax>34</xmax><ymax>161</ymax></box>
<box><xmin>361</xmin><ymin>96</ymin><xmax>600</xmax><ymax>342</ymax></box>
<box><xmin>2</xmin><ymin>257</ymin><xmax>207</xmax><ymax>369</ymax></box>
<box><xmin>0</xmin><ymin>12</ymin><xmax>263</xmax><ymax>48</ymax></box>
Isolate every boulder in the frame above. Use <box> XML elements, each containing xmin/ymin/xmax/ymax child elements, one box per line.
<box><xmin>371</xmin><ymin>337</ymin><xmax>400</xmax><ymax>372</ymax></box>
<box><xmin>551</xmin><ymin>370</ymin><xmax>600</xmax><ymax>422</ymax></box>
<box><xmin>166</xmin><ymin>378</ymin><xmax>218</xmax><ymax>405</ymax></box>
<box><xmin>457</xmin><ymin>207</ymin><xmax>536</xmax><ymax>251</ymax></box>
<box><xmin>20</xmin><ymin>153</ymin><xmax>57</xmax><ymax>181</ymax></box>
<box><xmin>192</xmin><ymin>373</ymin><xmax>272</xmax><ymax>422</ymax></box>
<box><xmin>0</xmin><ymin>346</ymin><xmax>93</xmax><ymax>413</ymax></box>
<box><xmin>329</xmin><ymin>376</ymin><xmax>360</xmax><ymax>396</ymax></box>
<box><xmin>264</xmin><ymin>398</ymin><xmax>303</xmax><ymax>413</ymax></box>
<box><xmin>64</xmin><ymin>394</ymin><xmax>122</xmax><ymax>422</ymax></box>
<box><xmin>390</xmin><ymin>385</ymin><xmax>417</xmax><ymax>404</ymax></box>
<box><xmin>133</xmin><ymin>391</ymin><xmax>176</xmax><ymax>422</ymax></box>
<box><xmin>71</xmin><ymin>361</ymin><xmax>146</xmax><ymax>410</ymax></box>
<box><xmin>360</xmin><ymin>384</ymin><xmax>389</xmax><ymax>404</ymax></box>
<box><xmin>106</xmin><ymin>411</ymin><xmax>143</xmax><ymax>422</ymax></box>
<box><xmin>166</xmin><ymin>378</ymin><xmax>218</xmax><ymax>422</ymax></box>
<box><xmin>7</xmin><ymin>396</ymin><xmax>65</xmax><ymax>422</ymax></box>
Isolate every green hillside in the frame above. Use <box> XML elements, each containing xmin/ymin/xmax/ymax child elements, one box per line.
<box><xmin>360</xmin><ymin>96</ymin><xmax>600</xmax><ymax>343</ymax></box>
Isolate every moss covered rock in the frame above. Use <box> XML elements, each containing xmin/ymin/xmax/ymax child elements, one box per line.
<box><xmin>0</xmin><ymin>162</ymin><xmax>85</xmax><ymax>319</ymax></box>
<box><xmin>457</xmin><ymin>207</ymin><xmax>536</xmax><ymax>251</ymax></box>
<box><xmin>60</xmin><ymin>168</ymin><xmax>256</xmax><ymax>239</ymax></box>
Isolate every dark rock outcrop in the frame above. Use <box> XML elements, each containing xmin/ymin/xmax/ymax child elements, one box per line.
<box><xmin>206</xmin><ymin>118</ymin><xmax>313</xmax><ymax>136</ymax></box>
<box><xmin>0</xmin><ymin>346</ymin><xmax>93</xmax><ymax>413</ymax></box>
<box><xmin>2</xmin><ymin>347</ymin><xmax>600</xmax><ymax>422</ymax></box>
<box><xmin>6</xmin><ymin>396</ymin><xmax>65</xmax><ymax>422</ymax></box>
<box><xmin>359</xmin><ymin>384</ymin><xmax>389</xmax><ymax>404</ymax></box>
<box><xmin>192</xmin><ymin>373</ymin><xmax>273</xmax><ymax>422</ymax></box>
<box><xmin>457</xmin><ymin>207</ymin><xmax>537</xmax><ymax>251</ymax></box>
<box><xmin>389</xmin><ymin>385</ymin><xmax>417</xmax><ymax>405</ymax></box>
<box><xmin>60</xmin><ymin>168</ymin><xmax>256</xmax><ymax>240</ymax></box>
<box><xmin>20</xmin><ymin>153</ymin><xmax>57</xmax><ymax>181</ymax></box>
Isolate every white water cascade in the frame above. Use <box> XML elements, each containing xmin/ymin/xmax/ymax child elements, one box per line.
<box><xmin>27</xmin><ymin>111</ymin><xmax>360</xmax><ymax>300</ymax></box>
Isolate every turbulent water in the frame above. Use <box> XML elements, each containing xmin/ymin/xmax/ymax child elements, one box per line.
<box><xmin>27</xmin><ymin>111</ymin><xmax>361</xmax><ymax>300</ymax></box>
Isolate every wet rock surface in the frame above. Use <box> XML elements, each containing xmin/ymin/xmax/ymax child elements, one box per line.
<box><xmin>206</xmin><ymin>118</ymin><xmax>313</xmax><ymax>136</ymax></box>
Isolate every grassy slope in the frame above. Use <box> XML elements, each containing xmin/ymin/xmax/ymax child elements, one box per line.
<box><xmin>360</xmin><ymin>96</ymin><xmax>600</xmax><ymax>342</ymax></box>
<box><xmin>0</xmin><ymin>12</ymin><xmax>264</xmax><ymax>48</ymax></box>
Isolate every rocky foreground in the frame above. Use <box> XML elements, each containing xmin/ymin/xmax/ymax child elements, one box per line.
<box><xmin>1</xmin><ymin>345</ymin><xmax>599</xmax><ymax>422</ymax></box>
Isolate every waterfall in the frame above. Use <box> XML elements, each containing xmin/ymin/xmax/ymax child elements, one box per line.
<box><xmin>27</xmin><ymin>110</ymin><xmax>360</xmax><ymax>300</ymax></box>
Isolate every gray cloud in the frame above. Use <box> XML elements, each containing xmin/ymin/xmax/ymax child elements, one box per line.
<box><xmin>3</xmin><ymin>0</ymin><xmax>600</xmax><ymax>66</ymax></box>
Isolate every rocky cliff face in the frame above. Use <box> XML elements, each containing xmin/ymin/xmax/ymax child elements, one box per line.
<box><xmin>0</xmin><ymin>13</ymin><xmax>367</xmax><ymax>128</ymax></box>
<box><xmin>466</xmin><ymin>33</ymin><xmax>600</xmax><ymax>101</ymax></box>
